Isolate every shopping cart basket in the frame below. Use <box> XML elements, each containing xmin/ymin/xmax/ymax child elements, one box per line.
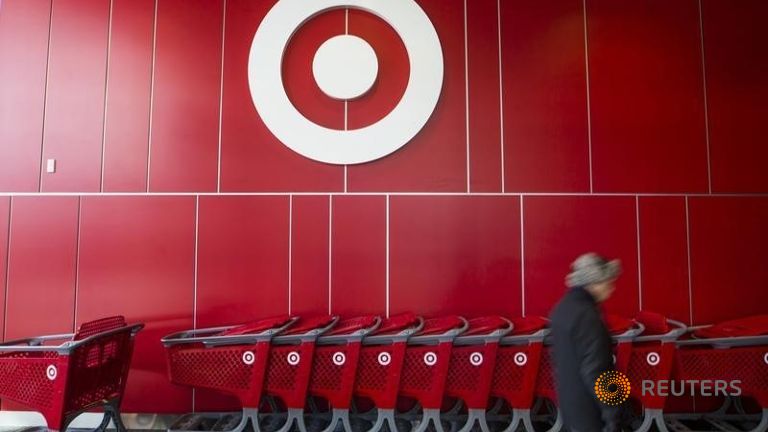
<box><xmin>442</xmin><ymin>316</ymin><xmax>513</xmax><ymax>432</ymax></box>
<box><xmin>305</xmin><ymin>315</ymin><xmax>381</xmax><ymax>432</ymax></box>
<box><xmin>670</xmin><ymin>314</ymin><xmax>768</xmax><ymax>432</ymax></box>
<box><xmin>260</xmin><ymin>315</ymin><xmax>338</xmax><ymax>432</ymax></box>
<box><xmin>0</xmin><ymin>316</ymin><xmax>143</xmax><ymax>432</ymax></box>
<box><xmin>162</xmin><ymin>315</ymin><xmax>297</xmax><ymax>432</ymax></box>
<box><xmin>488</xmin><ymin>316</ymin><xmax>549</xmax><ymax>432</ymax></box>
<box><xmin>351</xmin><ymin>313</ymin><xmax>423</xmax><ymax>432</ymax></box>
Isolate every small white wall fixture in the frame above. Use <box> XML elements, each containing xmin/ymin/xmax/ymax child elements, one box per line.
<box><xmin>249</xmin><ymin>0</ymin><xmax>444</xmax><ymax>165</ymax></box>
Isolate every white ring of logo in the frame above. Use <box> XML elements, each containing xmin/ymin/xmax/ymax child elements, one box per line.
<box><xmin>46</xmin><ymin>365</ymin><xmax>57</xmax><ymax>381</ymax></box>
<box><xmin>647</xmin><ymin>352</ymin><xmax>660</xmax><ymax>366</ymax></box>
<box><xmin>287</xmin><ymin>351</ymin><xmax>301</xmax><ymax>366</ymax></box>
<box><xmin>242</xmin><ymin>351</ymin><xmax>255</xmax><ymax>365</ymax></box>
<box><xmin>378</xmin><ymin>352</ymin><xmax>392</xmax><ymax>366</ymax></box>
<box><xmin>423</xmin><ymin>352</ymin><xmax>437</xmax><ymax>366</ymax></box>
<box><xmin>249</xmin><ymin>0</ymin><xmax>444</xmax><ymax>165</ymax></box>
<box><xmin>332</xmin><ymin>352</ymin><xmax>346</xmax><ymax>366</ymax></box>
<box><xmin>470</xmin><ymin>352</ymin><xmax>483</xmax><ymax>366</ymax></box>
<box><xmin>514</xmin><ymin>352</ymin><xmax>527</xmax><ymax>367</ymax></box>
<box><xmin>612</xmin><ymin>354</ymin><xmax>617</xmax><ymax>365</ymax></box>
<box><xmin>764</xmin><ymin>353</ymin><xmax>768</xmax><ymax>365</ymax></box>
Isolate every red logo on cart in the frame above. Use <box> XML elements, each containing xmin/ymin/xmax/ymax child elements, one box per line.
<box><xmin>46</xmin><ymin>365</ymin><xmax>57</xmax><ymax>381</ymax></box>
<box><xmin>514</xmin><ymin>353</ymin><xmax>527</xmax><ymax>366</ymax></box>
<box><xmin>287</xmin><ymin>351</ymin><xmax>301</xmax><ymax>366</ymax></box>
<box><xmin>332</xmin><ymin>352</ymin><xmax>346</xmax><ymax>366</ymax></box>
<box><xmin>242</xmin><ymin>351</ymin><xmax>255</xmax><ymax>365</ymax></box>
<box><xmin>423</xmin><ymin>352</ymin><xmax>437</xmax><ymax>366</ymax></box>
<box><xmin>378</xmin><ymin>352</ymin><xmax>391</xmax><ymax>366</ymax></box>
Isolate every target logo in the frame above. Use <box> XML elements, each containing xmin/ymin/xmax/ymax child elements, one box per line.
<box><xmin>242</xmin><ymin>351</ymin><xmax>255</xmax><ymax>365</ymax></box>
<box><xmin>470</xmin><ymin>352</ymin><xmax>483</xmax><ymax>366</ymax></box>
<box><xmin>646</xmin><ymin>352</ymin><xmax>660</xmax><ymax>366</ymax></box>
<box><xmin>763</xmin><ymin>353</ymin><xmax>768</xmax><ymax>365</ymax></box>
<box><xmin>332</xmin><ymin>352</ymin><xmax>346</xmax><ymax>366</ymax></box>
<box><xmin>249</xmin><ymin>0</ymin><xmax>444</xmax><ymax>165</ymax></box>
<box><xmin>378</xmin><ymin>352</ymin><xmax>392</xmax><ymax>366</ymax></box>
<box><xmin>46</xmin><ymin>365</ymin><xmax>57</xmax><ymax>381</ymax></box>
<box><xmin>287</xmin><ymin>351</ymin><xmax>301</xmax><ymax>366</ymax></box>
<box><xmin>423</xmin><ymin>352</ymin><xmax>438</xmax><ymax>366</ymax></box>
<box><xmin>514</xmin><ymin>353</ymin><xmax>527</xmax><ymax>367</ymax></box>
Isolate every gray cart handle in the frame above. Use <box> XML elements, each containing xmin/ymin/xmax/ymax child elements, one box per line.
<box><xmin>0</xmin><ymin>323</ymin><xmax>144</xmax><ymax>355</ymax></box>
<box><xmin>408</xmin><ymin>317</ymin><xmax>470</xmax><ymax>345</ymax></box>
<box><xmin>454</xmin><ymin>317</ymin><xmax>514</xmax><ymax>346</ymax></box>
<box><xmin>318</xmin><ymin>316</ymin><xmax>382</xmax><ymax>345</ymax></box>
<box><xmin>161</xmin><ymin>317</ymin><xmax>299</xmax><ymax>348</ymax></box>
<box><xmin>363</xmin><ymin>316</ymin><xmax>425</xmax><ymax>345</ymax></box>
<box><xmin>632</xmin><ymin>318</ymin><xmax>687</xmax><ymax>343</ymax></box>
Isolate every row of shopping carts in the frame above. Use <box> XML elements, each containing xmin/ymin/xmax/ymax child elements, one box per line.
<box><xmin>0</xmin><ymin>312</ymin><xmax>764</xmax><ymax>432</ymax></box>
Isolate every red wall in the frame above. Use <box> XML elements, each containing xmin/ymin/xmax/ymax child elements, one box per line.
<box><xmin>0</xmin><ymin>0</ymin><xmax>766</xmax><ymax>413</ymax></box>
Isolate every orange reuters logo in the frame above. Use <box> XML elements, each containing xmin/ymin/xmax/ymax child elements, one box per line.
<box><xmin>594</xmin><ymin>370</ymin><xmax>631</xmax><ymax>405</ymax></box>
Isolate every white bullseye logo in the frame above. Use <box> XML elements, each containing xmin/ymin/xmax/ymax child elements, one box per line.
<box><xmin>763</xmin><ymin>353</ymin><xmax>768</xmax><ymax>365</ymax></box>
<box><xmin>242</xmin><ymin>351</ymin><xmax>255</xmax><ymax>365</ymax></box>
<box><xmin>332</xmin><ymin>352</ymin><xmax>346</xmax><ymax>366</ymax></box>
<box><xmin>647</xmin><ymin>352</ymin><xmax>660</xmax><ymax>366</ymax></box>
<box><xmin>514</xmin><ymin>353</ymin><xmax>527</xmax><ymax>366</ymax></box>
<box><xmin>423</xmin><ymin>352</ymin><xmax>437</xmax><ymax>366</ymax></box>
<box><xmin>378</xmin><ymin>352</ymin><xmax>391</xmax><ymax>366</ymax></box>
<box><xmin>470</xmin><ymin>352</ymin><xmax>483</xmax><ymax>366</ymax></box>
<box><xmin>249</xmin><ymin>0</ymin><xmax>444</xmax><ymax>165</ymax></box>
<box><xmin>287</xmin><ymin>351</ymin><xmax>301</xmax><ymax>366</ymax></box>
<box><xmin>46</xmin><ymin>365</ymin><xmax>57</xmax><ymax>381</ymax></box>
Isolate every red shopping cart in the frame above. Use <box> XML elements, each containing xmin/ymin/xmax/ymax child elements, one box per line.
<box><xmin>162</xmin><ymin>315</ymin><xmax>297</xmax><ymax>432</ymax></box>
<box><xmin>0</xmin><ymin>316</ymin><xmax>143</xmax><ymax>432</ymax></box>
<box><xmin>488</xmin><ymin>316</ymin><xmax>549</xmax><ymax>432</ymax></box>
<box><xmin>622</xmin><ymin>311</ymin><xmax>687</xmax><ymax>432</ymax></box>
<box><xmin>442</xmin><ymin>316</ymin><xmax>513</xmax><ymax>432</ymax></box>
<box><xmin>305</xmin><ymin>315</ymin><xmax>381</xmax><ymax>432</ymax></box>
<box><xmin>260</xmin><ymin>315</ymin><xmax>338</xmax><ymax>432</ymax></box>
<box><xmin>351</xmin><ymin>313</ymin><xmax>423</xmax><ymax>432</ymax></box>
<box><xmin>670</xmin><ymin>314</ymin><xmax>768</xmax><ymax>432</ymax></box>
<box><xmin>396</xmin><ymin>315</ymin><xmax>468</xmax><ymax>432</ymax></box>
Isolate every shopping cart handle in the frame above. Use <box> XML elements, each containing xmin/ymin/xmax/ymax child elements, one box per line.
<box><xmin>633</xmin><ymin>318</ymin><xmax>688</xmax><ymax>343</ymax></box>
<box><xmin>162</xmin><ymin>317</ymin><xmax>299</xmax><ymax>347</ymax></box>
<box><xmin>362</xmin><ymin>316</ymin><xmax>425</xmax><ymax>345</ymax></box>
<box><xmin>500</xmin><ymin>328</ymin><xmax>550</xmax><ymax>346</ymax></box>
<box><xmin>0</xmin><ymin>324</ymin><xmax>143</xmax><ymax>354</ymax></box>
<box><xmin>454</xmin><ymin>317</ymin><xmax>514</xmax><ymax>346</ymax></box>
<box><xmin>272</xmin><ymin>316</ymin><xmax>340</xmax><ymax>344</ymax></box>
<box><xmin>612</xmin><ymin>321</ymin><xmax>645</xmax><ymax>342</ymax></box>
<box><xmin>676</xmin><ymin>333</ymin><xmax>768</xmax><ymax>348</ymax></box>
<box><xmin>318</xmin><ymin>316</ymin><xmax>382</xmax><ymax>345</ymax></box>
<box><xmin>408</xmin><ymin>317</ymin><xmax>469</xmax><ymax>345</ymax></box>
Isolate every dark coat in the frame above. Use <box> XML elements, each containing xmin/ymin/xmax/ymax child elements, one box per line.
<box><xmin>549</xmin><ymin>287</ymin><xmax>620</xmax><ymax>432</ymax></box>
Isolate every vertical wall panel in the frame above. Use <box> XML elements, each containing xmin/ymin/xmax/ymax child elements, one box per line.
<box><xmin>77</xmin><ymin>196</ymin><xmax>195</xmax><ymax>413</ymax></box>
<box><xmin>688</xmin><ymin>197</ymin><xmax>768</xmax><ymax>324</ymax></box>
<box><xmin>0</xmin><ymin>0</ymin><xmax>50</xmax><ymax>192</ymax></box>
<box><xmin>290</xmin><ymin>196</ymin><xmax>330</xmax><ymax>315</ymax></box>
<box><xmin>41</xmin><ymin>0</ymin><xmax>109</xmax><ymax>192</ymax></box>
<box><xmin>501</xmin><ymin>0</ymin><xmax>590</xmax><ymax>192</ymax></box>
<box><xmin>195</xmin><ymin>195</ymin><xmax>288</xmax><ymax>410</ymax></box>
<box><xmin>148</xmin><ymin>0</ymin><xmax>222</xmax><ymax>192</ymax></box>
<box><xmin>523</xmin><ymin>196</ymin><xmax>639</xmax><ymax>318</ymax></box>
<box><xmin>390</xmin><ymin>196</ymin><xmax>521</xmax><ymax>317</ymax></box>
<box><xmin>638</xmin><ymin>197</ymin><xmax>691</xmax><ymax>324</ymax></box>
<box><xmin>331</xmin><ymin>196</ymin><xmax>386</xmax><ymax>315</ymax></box>
<box><xmin>0</xmin><ymin>198</ymin><xmax>8</xmax><ymax>339</ymax></box>
<box><xmin>5</xmin><ymin>197</ymin><xmax>78</xmax><ymax>339</ymax></box>
<box><xmin>588</xmin><ymin>0</ymin><xmax>708</xmax><ymax>193</ymax></box>
<box><xmin>703</xmin><ymin>0</ymin><xmax>768</xmax><ymax>193</ymax></box>
<box><xmin>220</xmin><ymin>0</ymin><xmax>343</xmax><ymax>192</ymax></box>
<box><xmin>466</xmin><ymin>0</ymin><xmax>502</xmax><ymax>192</ymax></box>
<box><xmin>102</xmin><ymin>0</ymin><xmax>154</xmax><ymax>192</ymax></box>
<box><xmin>347</xmin><ymin>0</ymin><xmax>467</xmax><ymax>192</ymax></box>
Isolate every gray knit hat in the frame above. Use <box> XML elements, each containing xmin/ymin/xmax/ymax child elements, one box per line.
<box><xmin>565</xmin><ymin>253</ymin><xmax>622</xmax><ymax>288</ymax></box>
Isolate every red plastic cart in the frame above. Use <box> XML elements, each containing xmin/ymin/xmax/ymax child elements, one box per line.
<box><xmin>304</xmin><ymin>315</ymin><xmax>381</xmax><ymax>432</ymax></box>
<box><xmin>0</xmin><ymin>316</ymin><xmax>143</xmax><ymax>432</ymax></box>
<box><xmin>162</xmin><ymin>315</ymin><xmax>297</xmax><ymax>432</ymax></box>
<box><xmin>351</xmin><ymin>313</ymin><xmax>424</xmax><ymax>432</ymax></box>
<box><xmin>396</xmin><ymin>315</ymin><xmax>468</xmax><ymax>432</ymax></box>
<box><xmin>442</xmin><ymin>316</ymin><xmax>513</xmax><ymax>432</ymax></box>
<box><xmin>489</xmin><ymin>316</ymin><xmax>549</xmax><ymax>432</ymax></box>
<box><xmin>260</xmin><ymin>315</ymin><xmax>338</xmax><ymax>432</ymax></box>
